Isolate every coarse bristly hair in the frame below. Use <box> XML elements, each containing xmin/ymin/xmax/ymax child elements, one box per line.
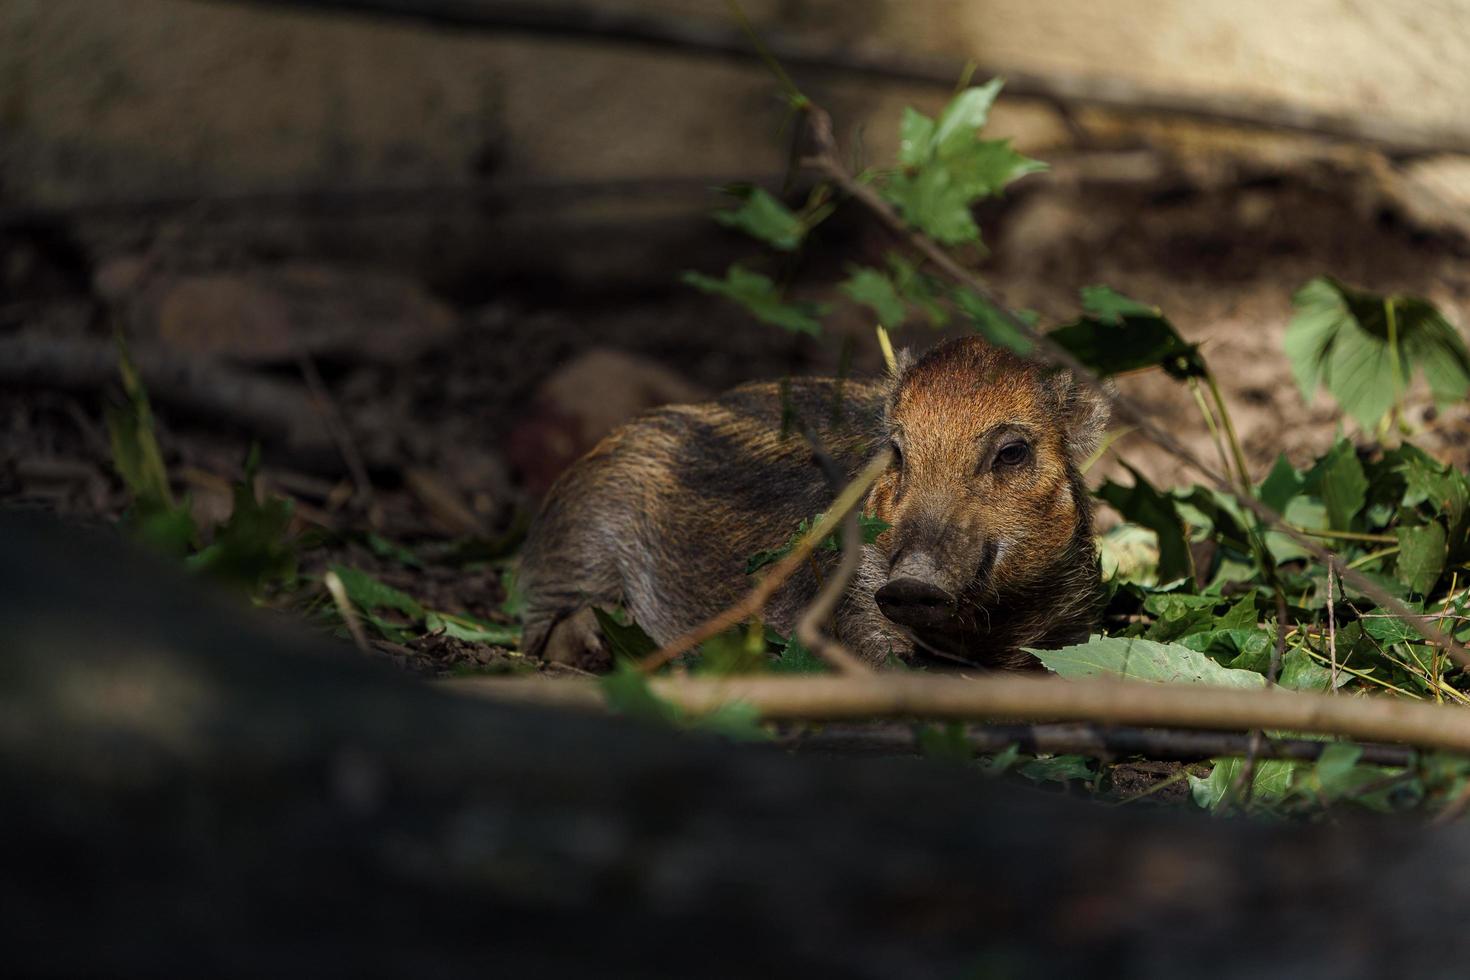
<box><xmin>519</xmin><ymin>336</ymin><xmax>1108</xmax><ymax>670</ymax></box>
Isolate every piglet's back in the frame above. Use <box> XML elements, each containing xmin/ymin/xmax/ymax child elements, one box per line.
<box><xmin>518</xmin><ymin>377</ymin><xmax>887</xmax><ymax>660</ymax></box>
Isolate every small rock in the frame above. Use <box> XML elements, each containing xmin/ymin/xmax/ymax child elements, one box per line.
<box><xmin>507</xmin><ymin>348</ymin><xmax>706</xmax><ymax>496</ymax></box>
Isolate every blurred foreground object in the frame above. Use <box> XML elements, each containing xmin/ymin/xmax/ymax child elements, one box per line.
<box><xmin>4</xmin><ymin>510</ymin><xmax>1470</xmax><ymax>977</ymax></box>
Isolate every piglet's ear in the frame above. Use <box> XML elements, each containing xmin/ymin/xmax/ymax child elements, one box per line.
<box><xmin>1047</xmin><ymin>372</ymin><xmax>1112</xmax><ymax>464</ymax></box>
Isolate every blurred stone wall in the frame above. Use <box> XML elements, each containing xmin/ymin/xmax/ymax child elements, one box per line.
<box><xmin>4</xmin><ymin>0</ymin><xmax>1468</xmax><ymax>208</ymax></box>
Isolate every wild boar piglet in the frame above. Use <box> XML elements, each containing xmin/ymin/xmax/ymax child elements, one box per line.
<box><xmin>519</xmin><ymin>336</ymin><xmax>1108</xmax><ymax>669</ymax></box>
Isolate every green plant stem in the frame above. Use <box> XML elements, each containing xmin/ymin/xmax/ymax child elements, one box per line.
<box><xmin>1188</xmin><ymin>378</ymin><xmax>1235</xmax><ymax>490</ymax></box>
<box><xmin>1347</xmin><ymin>545</ymin><xmax>1400</xmax><ymax>569</ymax></box>
<box><xmin>1205</xmin><ymin>369</ymin><xmax>1254</xmax><ymax>497</ymax></box>
<box><xmin>1385</xmin><ymin>296</ymin><xmax>1405</xmax><ymax>435</ymax></box>
<box><xmin>725</xmin><ymin>0</ymin><xmax>806</xmax><ymax>106</ymax></box>
<box><xmin>1202</xmin><ymin>368</ymin><xmax>1281</xmax><ymax>596</ymax></box>
<box><xmin>1289</xmin><ymin>526</ymin><xmax>1398</xmax><ymax>544</ymax></box>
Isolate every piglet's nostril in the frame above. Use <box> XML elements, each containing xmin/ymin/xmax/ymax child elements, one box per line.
<box><xmin>874</xmin><ymin>578</ymin><xmax>957</xmax><ymax>630</ymax></box>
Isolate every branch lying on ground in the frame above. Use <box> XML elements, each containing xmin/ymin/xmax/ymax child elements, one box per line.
<box><xmin>1</xmin><ymin>335</ymin><xmax>337</xmax><ymax>463</ymax></box>
<box><xmin>636</xmin><ymin>450</ymin><xmax>892</xmax><ymax>674</ymax></box>
<box><xmin>446</xmin><ymin>672</ymin><xmax>1470</xmax><ymax>754</ymax></box>
<box><xmin>211</xmin><ymin>0</ymin><xmax>1470</xmax><ymax>157</ymax></box>
<box><xmin>798</xmin><ymin>103</ymin><xmax>1470</xmax><ymax>672</ymax></box>
<box><xmin>778</xmin><ymin>721</ymin><xmax>1416</xmax><ymax>767</ymax></box>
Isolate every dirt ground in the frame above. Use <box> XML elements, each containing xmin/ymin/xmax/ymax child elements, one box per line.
<box><xmin>4</xmin><ymin>147</ymin><xmax>1469</xmax><ymax>675</ymax></box>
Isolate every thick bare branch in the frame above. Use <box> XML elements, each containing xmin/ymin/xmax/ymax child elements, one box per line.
<box><xmin>449</xmin><ymin>672</ymin><xmax>1470</xmax><ymax>755</ymax></box>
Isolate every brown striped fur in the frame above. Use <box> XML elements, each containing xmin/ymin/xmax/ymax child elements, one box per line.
<box><xmin>518</xmin><ymin>337</ymin><xmax>1108</xmax><ymax>669</ymax></box>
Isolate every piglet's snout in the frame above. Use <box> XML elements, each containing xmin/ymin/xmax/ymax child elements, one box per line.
<box><xmin>875</xmin><ymin>552</ymin><xmax>957</xmax><ymax>630</ymax></box>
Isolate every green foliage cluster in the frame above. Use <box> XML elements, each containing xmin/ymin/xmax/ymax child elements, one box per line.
<box><xmin>107</xmin><ymin>338</ymin><xmax>296</xmax><ymax>593</ymax></box>
<box><xmin>658</xmin><ymin>69</ymin><xmax>1470</xmax><ymax>816</ymax></box>
<box><xmin>106</xmin><ymin>335</ymin><xmax>523</xmax><ymax>659</ymax></box>
<box><xmin>686</xmin><ymin>80</ymin><xmax>1043</xmax><ymax>339</ymax></box>
<box><xmin>1287</xmin><ymin>277</ymin><xmax>1470</xmax><ymax>432</ymax></box>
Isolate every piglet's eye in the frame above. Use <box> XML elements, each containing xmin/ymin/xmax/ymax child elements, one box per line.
<box><xmin>890</xmin><ymin>441</ymin><xmax>904</xmax><ymax>469</ymax></box>
<box><xmin>994</xmin><ymin>441</ymin><xmax>1030</xmax><ymax>468</ymax></box>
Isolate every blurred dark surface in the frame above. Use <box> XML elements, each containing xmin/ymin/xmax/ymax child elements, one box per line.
<box><xmin>4</xmin><ymin>509</ymin><xmax>1470</xmax><ymax>978</ymax></box>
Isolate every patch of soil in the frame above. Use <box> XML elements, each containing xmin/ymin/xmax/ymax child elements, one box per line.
<box><xmin>5</xmin><ymin>153</ymin><xmax>1469</xmax><ymax>675</ymax></box>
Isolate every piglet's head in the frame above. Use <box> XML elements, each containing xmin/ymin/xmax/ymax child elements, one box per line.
<box><xmin>866</xmin><ymin>338</ymin><xmax>1108</xmax><ymax>634</ymax></box>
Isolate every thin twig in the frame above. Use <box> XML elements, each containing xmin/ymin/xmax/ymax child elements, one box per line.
<box><xmin>788</xmin><ymin>419</ymin><xmax>876</xmax><ymax>676</ymax></box>
<box><xmin>797</xmin><ymin>101</ymin><xmax>1470</xmax><ymax>672</ymax></box>
<box><xmin>295</xmin><ymin>350</ymin><xmax>376</xmax><ymax>514</ymax></box>
<box><xmin>795</xmin><ymin>503</ymin><xmax>871</xmax><ymax>675</ymax></box>
<box><xmin>1328</xmin><ymin>565</ymin><xmax>1339</xmax><ymax>692</ymax></box>
<box><xmin>777</xmin><ymin>721</ymin><xmax>1416</xmax><ymax>767</ymax></box>
<box><xmin>635</xmin><ymin>451</ymin><xmax>892</xmax><ymax>674</ymax></box>
<box><xmin>1231</xmin><ymin>593</ymin><xmax>1294</xmax><ymax>810</ymax></box>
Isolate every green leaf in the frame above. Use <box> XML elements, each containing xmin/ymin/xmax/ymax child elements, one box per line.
<box><xmin>980</xmin><ymin>743</ymin><xmax>1021</xmax><ymax>776</ymax></box>
<box><xmin>330</xmin><ymin>564</ymin><xmax>424</xmax><ymax>619</ymax></box>
<box><xmin>601</xmin><ymin>658</ymin><xmax>769</xmax><ymax>741</ymax></box>
<box><xmin>771</xmin><ymin>633</ymin><xmax>828</xmax><ymax>673</ymax></box>
<box><xmin>1306</xmin><ymin>439</ymin><xmax>1368</xmax><ymax>531</ymax></box>
<box><xmin>1258</xmin><ymin>454</ymin><xmax>1305</xmax><ymax>514</ymax></box>
<box><xmin>425</xmin><ymin>611</ymin><xmax>520</xmax><ymax>646</ymax></box>
<box><xmin>1096</xmin><ymin>465</ymin><xmax>1194</xmax><ymax>584</ymax></box>
<box><xmin>1285</xmin><ymin>277</ymin><xmax>1470</xmax><ymax>429</ymax></box>
<box><xmin>1396</xmin><ymin>521</ymin><xmax>1447</xmax><ymax>596</ymax></box>
<box><xmin>187</xmin><ymin>447</ymin><xmax>297</xmax><ymax>590</ymax></box>
<box><xmin>712</xmin><ymin>188</ymin><xmax>806</xmax><ymax>252</ymax></box>
<box><xmin>1265</xmin><ymin>496</ymin><xmax>1329</xmax><ymax>564</ymax></box>
<box><xmin>1283</xmin><ymin>278</ymin><xmax>1344</xmax><ymax>403</ymax></box>
<box><xmin>592</xmin><ymin>607</ymin><xmax>659</xmax><ymax>663</ymax></box>
<box><xmin>696</xmin><ymin>627</ymin><xmax>769</xmax><ymax>675</ymax></box>
<box><xmin>500</xmin><ymin>567</ymin><xmax>527</xmax><ymax>620</ymax></box>
<box><xmin>915</xmin><ymin>722</ymin><xmax>973</xmax><ymax>763</ymax></box>
<box><xmin>600</xmin><ymin>659</ymin><xmax>682</xmax><ymax>726</ymax></box>
<box><xmin>1313</xmin><ymin>743</ymin><xmax>1365</xmax><ymax>796</ymax></box>
<box><xmin>692</xmin><ymin>700</ymin><xmax>770</xmax><ymax>742</ymax></box>
<box><xmin>885</xmin><ymin>80</ymin><xmax>1044</xmax><ymax>245</ymax></box>
<box><xmin>1079</xmin><ymin>285</ymin><xmax>1162</xmax><ymax>324</ymax></box>
<box><xmin>840</xmin><ymin>266</ymin><xmax>907</xmax><ymax>327</ymax></box>
<box><xmin>953</xmin><ymin>288</ymin><xmax>1035</xmax><ymax>355</ymax></box>
<box><xmin>1031</xmin><ymin>635</ymin><xmax>1267</xmax><ymax>688</ymax></box>
<box><xmin>106</xmin><ymin>333</ymin><xmax>200</xmax><ymax>556</ymax></box>
<box><xmin>1189</xmin><ymin>757</ymin><xmax>1296</xmax><ymax>811</ymax></box>
<box><xmin>1399</xmin><ymin>449</ymin><xmax>1470</xmax><ymax>528</ymax></box>
<box><xmin>362</xmin><ymin>532</ymin><xmax>423</xmax><ymax>569</ymax></box>
<box><xmin>1048</xmin><ymin>290</ymin><xmax>1204</xmax><ymax>380</ymax></box>
<box><xmin>1142</xmin><ymin>592</ymin><xmax>1220</xmax><ymax>642</ymax></box>
<box><xmin>106</xmin><ymin>335</ymin><xmax>175</xmax><ymax>512</ymax></box>
<box><xmin>1401</xmin><ymin>301</ymin><xmax>1470</xmax><ymax>404</ymax></box>
<box><xmin>683</xmin><ymin>265</ymin><xmax>827</xmax><ymax>336</ymax></box>
<box><xmin>1019</xmin><ymin>755</ymin><xmax>1096</xmax><ymax>784</ymax></box>
<box><xmin>886</xmin><ymin>253</ymin><xmax>950</xmax><ymax>327</ymax></box>
<box><xmin>884</xmin><ymin>166</ymin><xmax>984</xmax><ymax>245</ymax></box>
<box><xmin>943</xmin><ymin>138</ymin><xmax>1048</xmax><ymax>200</ymax></box>
<box><xmin>1279</xmin><ymin>646</ymin><xmax>1332</xmax><ymax>692</ymax></box>
<box><xmin>897</xmin><ymin>107</ymin><xmax>937</xmax><ymax>167</ymax></box>
<box><xmin>931</xmin><ymin>78</ymin><xmax>1005</xmax><ymax>152</ymax></box>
